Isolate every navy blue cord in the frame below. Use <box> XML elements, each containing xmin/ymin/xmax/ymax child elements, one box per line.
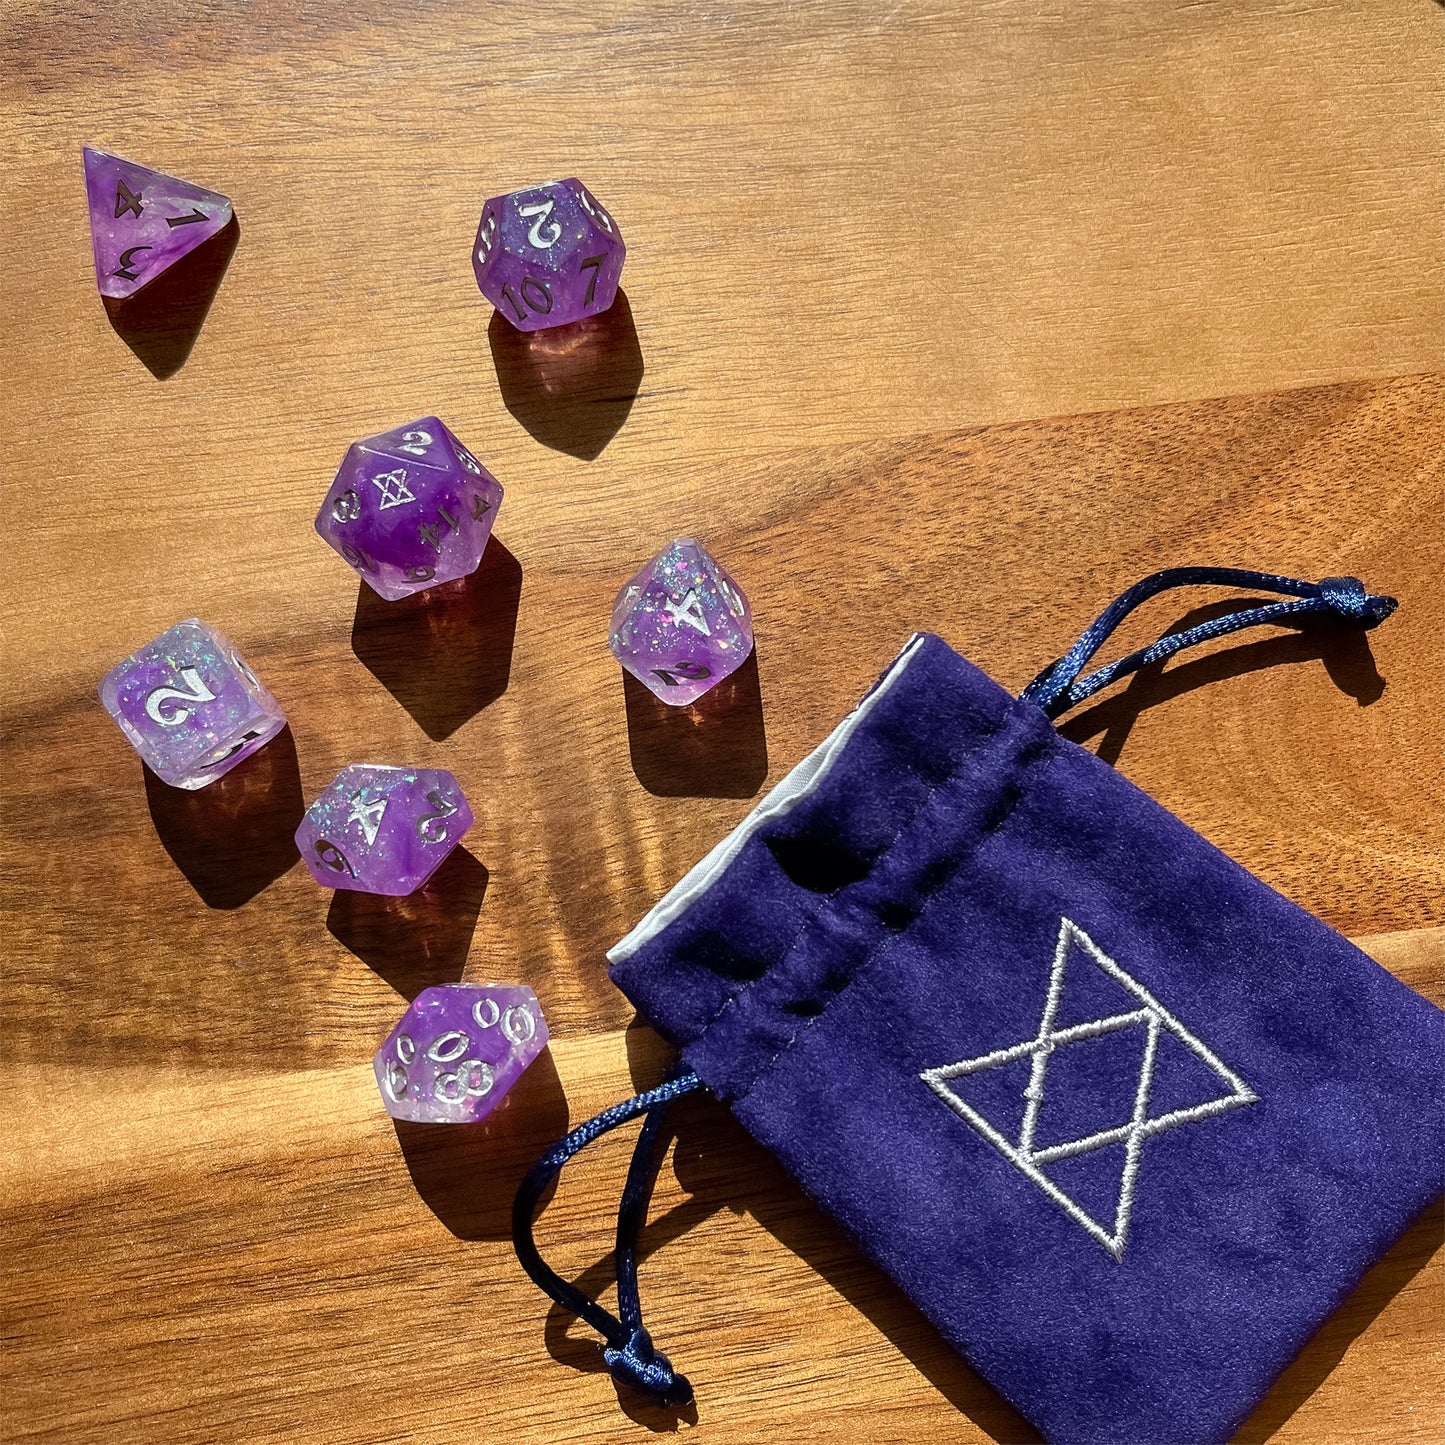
<box><xmin>1021</xmin><ymin>568</ymin><xmax>1396</xmax><ymax>719</ymax></box>
<box><xmin>512</xmin><ymin>1066</ymin><xmax>703</xmax><ymax>1405</ymax></box>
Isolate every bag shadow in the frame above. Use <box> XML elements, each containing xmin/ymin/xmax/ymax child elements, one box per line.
<box><xmin>1057</xmin><ymin>602</ymin><xmax>1388</xmax><ymax>767</ymax></box>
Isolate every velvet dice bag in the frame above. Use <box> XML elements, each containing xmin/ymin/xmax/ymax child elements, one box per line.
<box><xmin>512</xmin><ymin>568</ymin><xmax>1444</xmax><ymax>1445</ymax></box>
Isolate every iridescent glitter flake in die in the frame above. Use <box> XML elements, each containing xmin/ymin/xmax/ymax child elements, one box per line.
<box><xmin>609</xmin><ymin>538</ymin><xmax>754</xmax><ymax>705</ymax></box>
<box><xmin>83</xmin><ymin>146</ymin><xmax>233</xmax><ymax>301</ymax></box>
<box><xmin>315</xmin><ymin>417</ymin><xmax>504</xmax><ymax>601</ymax></box>
<box><xmin>99</xmin><ymin>619</ymin><xmax>287</xmax><ymax>789</ymax></box>
<box><xmin>473</xmin><ymin>178</ymin><xmax>625</xmax><ymax>332</ymax></box>
<box><xmin>375</xmin><ymin>984</ymin><xmax>548</xmax><ymax>1124</ymax></box>
<box><xmin>295</xmin><ymin>764</ymin><xmax>473</xmax><ymax>896</ymax></box>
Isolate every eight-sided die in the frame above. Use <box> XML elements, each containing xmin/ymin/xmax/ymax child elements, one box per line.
<box><xmin>295</xmin><ymin>764</ymin><xmax>473</xmax><ymax>896</ymax></box>
<box><xmin>608</xmin><ymin>537</ymin><xmax>754</xmax><ymax>705</ymax></box>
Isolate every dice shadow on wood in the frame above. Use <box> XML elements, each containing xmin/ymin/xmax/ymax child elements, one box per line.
<box><xmin>326</xmin><ymin>846</ymin><xmax>488</xmax><ymax>1000</ymax></box>
<box><xmin>102</xmin><ymin>214</ymin><xmax>239</xmax><ymax>379</ymax></box>
<box><xmin>488</xmin><ymin>289</ymin><xmax>644</xmax><ymax>460</ymax></box>
<box><xmin>1233</xmin><ymin>1197</ymin><xmax>1442</xmax><ymax>1442</ymax></box>
<box><xmin>1057</xmin><ymin>603</ymin><xmax>1389</xmax><ymax>767</ymax></box>
<box><xmin>392</xmin><ymin>1047</ymin><xmax>568</xmax><ymax>1241</ymax></box>
<box><xmin>142</xmin><ymin>722</ymin><xmax>303</xmax><ymax>908</ymax></box>
<box><xmin>623</xmin><ymin>647</ymin><xmax>768</xmax><ymax>799</ymax></box>
<box><xmin>350</xmin><ymin>538</ymin><xmax>523</xmax><ymax>741</ymax></box>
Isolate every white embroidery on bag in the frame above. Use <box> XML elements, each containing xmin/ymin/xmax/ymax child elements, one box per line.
<box><xmin>920</xmin><ymin>917</ymin><xmax>1257</xmax><ymax>1259</ymax></box>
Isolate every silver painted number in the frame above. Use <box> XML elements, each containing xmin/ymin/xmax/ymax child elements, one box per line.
<box><xmin>145</xmin><ymin>667</ymin><xmax>216</xmax><ymax>725</ymax></box>
<box><xmin>651</xmin><ymin>661</ymin><xmax>713</xmax><ymax>688</ymax></box>
<box><xmin>415</xmin><ymin>789</ymin><xmax>459</xmax><ymax>844</ymax></box>
<box><xmin>664</xmin><ymin>589</ymin><xmax>711</xmax><ymax>636</ymax></box>
<box><xmin>397</xmin><ymin>429</ymin><xmax>434</xmax><ymax>457</ymax></box>
<box><xmin>575</xmin><ymin>187</ymin><xmax>614</xmax><ymax>234</ymax></box>
<box><xmin>519</xmin><ymin>198</ymin><xmax>562</xmax><ymax>249</ymax></box>
<box><xmin>476</xmin><ymin>210</ymin><xmax>498</xmax><ymax>263</ymax></box>
<box><xmin>315</xmin><ymin>838</ymin><xmax>353</xmax><ymax>875</ymax></box>
<box><xmin>348</xmin><ymin>791</ymin><xmax>388</xmax><ymax>847</ymax></box>
<box><xmin>718</xmin><ymin>576</ymin><xmax>745</xmax><ymax>618</ymax></box>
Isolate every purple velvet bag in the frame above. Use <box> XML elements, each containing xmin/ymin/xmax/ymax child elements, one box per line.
<box><xmin>515</xmin><ymin>571</ymin><xmax>1444</xmax><ymax>1445</ymax></box>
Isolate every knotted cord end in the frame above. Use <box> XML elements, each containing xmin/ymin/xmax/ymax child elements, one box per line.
<box><xmin>604</xmin><ymin>1327</ymin><xmax>694</xmax><ymax>1406</ymax></box>
<box><xmin>1318</xmin><ymin>576</ymin><xmax>1397</xmax><ymax>627</ymax></box>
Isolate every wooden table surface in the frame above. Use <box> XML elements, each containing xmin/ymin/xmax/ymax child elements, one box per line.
<box><xmin>2</xmin><ymin>3</ymin><xmax>1441</xmax><ymax>1442</ymax></box>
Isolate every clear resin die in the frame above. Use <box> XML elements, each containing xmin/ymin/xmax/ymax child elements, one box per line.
<box><xmin>99</xmin><ymin>618</ymin><xmax>286</xmax><ymax>789</ymax></box>
<box><xmin>608</xmin><ymin>537</ymin><xmax>753</xmax><ymax>705</ymax></box>
<box><xmin>375</xmin><ymin>984</ymin><xmax>548</xmax><ymax>1123</ymax></box>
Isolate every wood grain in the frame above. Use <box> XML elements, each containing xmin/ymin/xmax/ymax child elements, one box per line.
<box><xmin>2</xmin><ymin>2</ymin><xmax>1442</xmax><ymax>1442</ymax></box>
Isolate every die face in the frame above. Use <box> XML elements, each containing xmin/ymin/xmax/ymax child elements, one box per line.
<box><xmin>376</xmin><ymin>984</ymin><xmax>548</xmax><ymax>1124</ymax></box>
<box><xmin>608</xmin><ymin>538</ymin><xmax>754</xmax><ymax>705</ymax></box>
<box><xmin>314</xmin><ymin>417</ymin><xmax>503</xmax><ymax>601</ymax></box>
<box><xmin>295</xmin><ymin>764</ymin><xmax>473</xmax><ymax>895</ymax></box>
<box><xmin>99</xmin><ymin>619</ymin><xmax>286</xmax><ymax>789</ymax></box>
<box><xmin>83</xmin><ymin>146</ymin><xmax>233</xmax><ymax>301</ymax></box>
<box><xmin>357</xmin><ymin>419</ymin><xmax>459</xmax><ymax>473</ymax></box>
<box><xmin>474</xmin><ymin>178</ymin><xmax>625</xmax><ymax>331</ymax></box>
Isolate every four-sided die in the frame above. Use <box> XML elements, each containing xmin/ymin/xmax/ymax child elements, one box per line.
<box><xmin>315</xmin><ymin>418</ymin><xmax>504</xmax><ymax>601</ymax></box>
<box><xmin>99</xmin><ymin>618</ymin><xmax>287</xmax><ymax>789</ymax></box>
<box><xmin>82</xmin><ymin>145</ymin><xmax>233</xmax><ymax>301</ymax></box>
<box><xmin>295</xmin><ymin>764</ymin><xmax>473</xmax><ymax>896</ymax></box>
<box><xmin>608</xmin><ymin>537</ymin><xmax>754</xmax><ymax>705</ymax></box>
<box><xmin>375</xmin><ymin>984</ymin><xmax>548</xmax><ymax>1123</ymax></box>
<box><xmin>473</xmin><ymin>179</ymin><xmax>625</xmax><ymax>331</ymax></box>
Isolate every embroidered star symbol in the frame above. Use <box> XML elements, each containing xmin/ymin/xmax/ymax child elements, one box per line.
<box><xmin>920</xmin><ymin>918</ymin><xmax>1257</xmax><ymax>1258</ymax></box>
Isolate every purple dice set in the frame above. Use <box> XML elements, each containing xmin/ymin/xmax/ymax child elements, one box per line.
<box><xmin>90</xmin><ymin>151</ymin><xmax>753</xmax><ymax>1125</ymax></box>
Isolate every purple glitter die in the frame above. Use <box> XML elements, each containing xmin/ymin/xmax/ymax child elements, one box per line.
<box><xmin>296</xmin><ymin>764</ymin><xmax>473</xmax><ymax>896</ymax></box>
<box><xmin>99</xmin><ymin>619</ymin><xmax>286</xmax><ymax>789</ymax></box>
<box><xmin>473</xmin><ymin>178</ymin><xmax>625</xmax><ymax>332</ymax></box>
<box><xmin>375</xmin><ymin>983</ymin><xmax>548</xmax><ymax>1123</ymax></box>
<box><xmin>315</xmin><ymin>417</ymin><xmax>503</xmax><ymax>601</ymax></box>
<box><xmin>83</xmin><ymin>146</ymin><xmax>232</xmax><ymax>301</ymax></box>
<box><xmin>608</xmin><ymin>538</ymin><xmax>754</xmax><ymax>706</ymax></box>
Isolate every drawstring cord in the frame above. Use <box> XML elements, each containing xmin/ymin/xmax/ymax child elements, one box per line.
<box><xmin>514</xmin><ymin>566</ymin><xmax>1397</xmax><ymax>1402</ymax></box>
<box><xmin>511</xmin><ymin>1067</ymin><xmax>703</xmax><ymax>1405</ymax></box>
<box><xmin>1020</xmin><ymin>568</ymin><xmax>1395</xmax><ymax>719</ymax></box>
